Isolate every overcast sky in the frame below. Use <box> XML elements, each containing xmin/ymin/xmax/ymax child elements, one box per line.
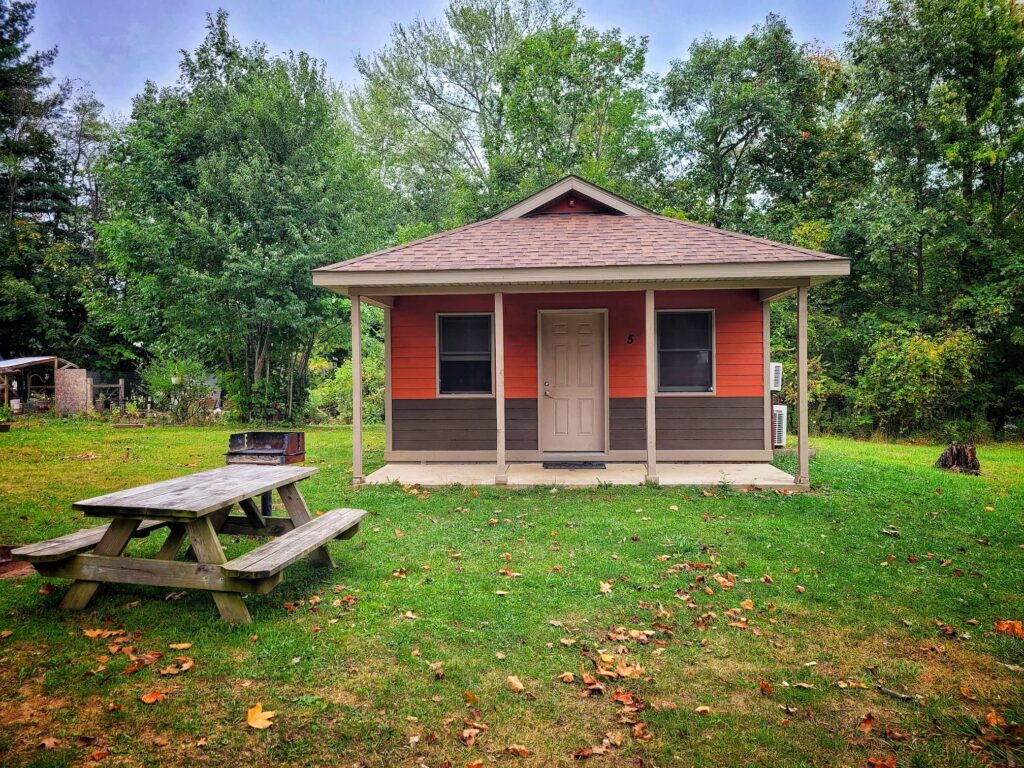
<box><xmin>32</xmin><ymin>0</ymin><xmax>856</xmax><ymax>118</ymax></box>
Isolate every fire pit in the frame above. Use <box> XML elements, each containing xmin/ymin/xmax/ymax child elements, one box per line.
<box><xmin>225</xmin><ymin>431</ymin><xmax>306</xmax><ymax>516</ymax></box>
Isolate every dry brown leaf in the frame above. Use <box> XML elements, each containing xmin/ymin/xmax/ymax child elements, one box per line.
<box><xmin>140</xmin><ymin>690</ymin><xmax>166</xmax><ymax>705</ymax></box>
<box><xmin>559</xmin><ymin>672</ymin><xmax>575</xmax><ymax>683</ymax></box>
<box><xmin>866</xmin><ymin>758</ymin><xmax>896</xmax><ymax>768</ymax></box>
<box><xmin>740</xmin><ymin>599</ymin><xmax>755</xmax><ymax>610</ymax></box>
<box><xmin>506</xmin><ymin>744</ymin><xmax>530</xmax><ymax>757</ymax></box>
<box><xmin>38</xmin><ymin>737</ymin><xmax>61</xmax><ymax>749</ymax></box>
<box><xmin>90</xmin><ymin>747</ymin><xmax>112</xmax><ymax>761</ymax></box>
<box><xmin>994</xmin><ymin>620</ymin><xmax>1024</xmax><ymax>638</ymax></box>
<box><xmin>693</xmin><ymin>705</ymin><xmax>711</xmax><ymax>715</ymax></box>
<box><xmin>859</xmin><ymin>712</ymin><xmax>875</xmax><ymax>734</ymax></box>
<box><xmin>759</xmin><ymin>679</ymin><xmax>774</xmax><ymax>696</ymax></box>
<box><xmin>960</xmin><ymin>686</ymin><xmax>977</xmax><ymax>701</ymax></box>
<box><xmin>168</xmin><ymin>642</ymin><xmax>191</xmax><ymax>650</ymax></box>
<box><xmin>631</xmin><ymin>722</ymin><xmax>652</xmax><ymax>742</ymax></box>
<box><xmin>463</xmin><ymin>690</ymin><xmax>479</xmax><ymax>706</ymax></box>
<box><xmin>246</xmin><ymin>703</ymin><xmax>276</xmax><ymax>729</ymax></box>
<box><xmin>599</xmin><ymin>581</ymin><xmax>613</xmax><ymax>594</ymax></box>
<box><xmin>507</xmin><ymin>675</ymin><xmax>525</xmax><ymax>693</ymax></box>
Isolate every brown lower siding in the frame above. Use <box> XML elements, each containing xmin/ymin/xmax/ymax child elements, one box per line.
<box><xmin>393</xmin><ymin>396</ymin><xmax>763</xmax><ymax>452</ymax></box>
<box><xmin>392</xmin><ymin>399</ymin><xmax>496</xmax><ymax>451</ymax></box>
<box><xmin>392</xmin><ymin>398</ymin><xmax>538</xmax><ymax>451</ymax></box>
<box><xmin>611</xmin><ymin>396</ymin><xmax>764</xmax><ymax>450</ymax></box>
<box><xmin>656</xmin><ymin>396</ymin><xmax>764</xmax><ymax>450</ymax></box>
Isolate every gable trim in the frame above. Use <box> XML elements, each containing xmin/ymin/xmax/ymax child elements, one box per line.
<box><xmin>493</xmin><ymin>176</ymin><xmax>651</xmax><ymax>220</ymax></box>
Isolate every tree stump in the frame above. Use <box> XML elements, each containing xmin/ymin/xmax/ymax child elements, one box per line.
<box><xmin>934</xmin><ymin>442</ymin><xmax>980</xmax><ymax>475</ymax></box>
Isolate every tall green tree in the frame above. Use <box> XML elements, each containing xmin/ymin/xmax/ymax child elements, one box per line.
<box><xmin>96</xmin><ymin>11</ymin><xmax>393</xmax><ymax>419</ymax></box>
<box><xmin>352</xmin><ymin>0</ymin><xmax>661</xmax><ymax>221</ymax></box>
<box><xmin>0</xmin><ymin>0</ymin><xmax>72</xmax><ymax>357</ymax></box>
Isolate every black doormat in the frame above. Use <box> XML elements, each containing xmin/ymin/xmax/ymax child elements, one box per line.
<box><xmin>542</xmin><ymin>461</ymin><xmax>607</xmax><ymax>470</ymax></box>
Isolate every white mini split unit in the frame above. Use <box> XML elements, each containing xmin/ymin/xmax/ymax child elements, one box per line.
<box><xmin>772</xmin><ymin>405</ymin><xmax>788</xmax><ymax>448</ymax></box>
<box><xmin>770</xmin><ymin>362</ymin><xmax>783</xmax><ymax>391</ymax></box>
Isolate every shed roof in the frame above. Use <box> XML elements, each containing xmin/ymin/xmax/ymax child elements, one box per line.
<box><xmin>0</xmin><ymin>356</ymin><xmax>60</xmax><ymax>373</ymax></box>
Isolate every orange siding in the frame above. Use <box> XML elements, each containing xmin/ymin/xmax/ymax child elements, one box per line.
<box><xmin>389</xmin><ymin>289</ymin><xmax>763</xmax><ymax>400</ymax></box>
<box><xmin>503</xmin><ymin>291</ymin><xmax>646</xmax><ymax>398</ymax></box>
<box><xmin>656</xmin><ymin>289</ymin><xmax>763</xmax><ymax>397</ymax></box>
<box><xmin>390</xmin><ymin>294</ymin><xmax>494</xmax><ymax>399</ymax></box>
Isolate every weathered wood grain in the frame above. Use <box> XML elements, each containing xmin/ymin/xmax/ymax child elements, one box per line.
<box><xmin>185</xmin><ymin>516</ymin><xmax>251</xmax><ymax>623</ymax></box>
<box><xmin>73</xmin><ymin>465</ymin><xmax>318</xmax><ymax>520</ymax></box>
<box><xmin>13</xmin><ymin>519</ymin><xmax>167</xmax><ymax>563</ymax></box>
<box><xmin>223</xmin><ymin>508</ymin><xmax>367</xmax><ymax>578</ymax></box>
<box><xmin>277</xmin><ymin>483</ymin><xmax>334</xmax><ymax>569</ymax></box>
<box><xmin>59</xmin><ymin>519</ymin><xmax>139</xmax><ymax>610</ymax></box>
<box><xmin>35</xmin><ymin>555</ymin><xmax>282</xmax><ymax>594</ymax></box>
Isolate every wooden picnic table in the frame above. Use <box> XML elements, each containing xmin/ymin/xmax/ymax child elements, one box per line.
<box><xmin>13</xmin><ymin>464</ymin><xmax>367</xmax><ymax>623</ymax></box>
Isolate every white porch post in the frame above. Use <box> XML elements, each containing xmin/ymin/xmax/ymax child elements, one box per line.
<box><xmin>644</xmin><ymin>289</ymin><xmax>658</xmax><ymax>483</ymax></box>
<box><xmin>350</xmin><ymin>292</ymin><xmax>363</xmax><ymax>486</ymax></box>
<box><xmin>494</xmin><ymin>292</ymin><xmax>507</xmax><ymax>484</ymax></box>
<box><xmin>796</xmin><ymin>285</ymin><xmax>809</xmax><ymax>486</ymax></box>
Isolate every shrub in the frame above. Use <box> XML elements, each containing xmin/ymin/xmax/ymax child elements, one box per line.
<box><xmin>854</xmin><ymin>329</ymin><xmax>984</xmax><ymax>437</ymax></box>
<box><xmin>141</xmin><ymin>357</ymin><xmax>213</xmax><ymax>424</ymax></box>
<box><xmin>309</xmin><ymin>348</ymin><xmax>385</xmax><ymax>423</ymax></box>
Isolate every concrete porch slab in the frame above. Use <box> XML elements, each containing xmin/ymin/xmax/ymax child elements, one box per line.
<box><xmin>364</xmin><ymin>462</ymin><xmax>797</xmax><ymax>489</ymax></box>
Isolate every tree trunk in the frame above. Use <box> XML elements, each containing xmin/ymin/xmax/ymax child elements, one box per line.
<box><xmin>934</xmin><ymin>442</ymin><xmax>980</xmax><ymax>475</ymax></box>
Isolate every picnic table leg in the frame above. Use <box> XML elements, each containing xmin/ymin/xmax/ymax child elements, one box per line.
<box><xmin>156</xmin><ymin>523</ymin><xmax>188</xmax><ymax>561</ymax></box>
<box><xmin>60</xmin><ymin>519</ymin><xmax>140</xmax><ymax>611</ymax></box>
<box><xmin>277</xmin><ymin>483</ymin><xmax>334</xmax><ymax>568</ymax></box>
<box><xmin>185</xmin><ymin>516</ymin><xmax>251</xmax><ymax>624</ymax></box>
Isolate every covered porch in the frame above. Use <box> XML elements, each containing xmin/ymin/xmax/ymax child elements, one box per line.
<box><xmin>363</xmin><ymin>461</ymin><xmax>798</xmax><ymax>489</ymax></box>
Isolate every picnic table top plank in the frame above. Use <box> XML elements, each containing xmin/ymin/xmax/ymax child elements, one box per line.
<box><xmin>73</xmin><ymin>464</ymin><xmax>318</xmax><ymax>520</ymax></box>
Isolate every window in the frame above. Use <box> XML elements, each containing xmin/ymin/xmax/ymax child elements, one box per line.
<box><xmin>438</xmin><ymin>314</ymin><xmax>492</xmax><ymax>394</ymax></box>
<box><xmin>657</xmin><ymin>311</ymin><xmax>713</xmax><ymax>392</ymax></box>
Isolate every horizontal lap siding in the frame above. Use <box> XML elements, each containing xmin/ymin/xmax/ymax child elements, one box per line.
<box><xmin>656</xmin><ymin>397</ymin><xmax>764</xmax><ymax>449</ymax></box>
<box><xmin>392</xmin><ymin>399</ymin><xmax>496</xmax><ymax>450</ymax></box>
<box><xmin>655</xmin><ymin>289</ymin><xmax>764</xmax><ymax>398</ymax></box>
<box><xmin>391</xmin><ymin>294</ymin><xmax>494</xmax><ymax>399</ymax></box>
<box><xmin>389</xmin><ymin>289</ymin><xmax>765</xmax><ymax>453</ymax></box>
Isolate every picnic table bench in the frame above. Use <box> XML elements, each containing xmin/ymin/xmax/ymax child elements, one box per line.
<box><xmin>13</xmin><ymin>464</ymin><xmax>367</xmax><ymax>623</ymax></box>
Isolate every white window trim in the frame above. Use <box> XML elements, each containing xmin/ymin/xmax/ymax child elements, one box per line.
<box><xmin>435</xmin><ymin>312</ymin><xmax>495</xmax><ymax>398</ymax></box>
<box><xmin>655</xmin><ymin>308</ymin><xmax>716</xmax><ymax>396</ymax></box>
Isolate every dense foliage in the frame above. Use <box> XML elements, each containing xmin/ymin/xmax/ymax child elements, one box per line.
<box><xmin>1</xmin><ymin>0</ymin><xmax>1021</xmax><ymax>436</ymax></box>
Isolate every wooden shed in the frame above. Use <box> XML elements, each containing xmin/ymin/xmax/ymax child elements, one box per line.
<box><xmin>313</xmin><ymin>177</ymin><xmax>849</xmax><ymax>487</ymax></box>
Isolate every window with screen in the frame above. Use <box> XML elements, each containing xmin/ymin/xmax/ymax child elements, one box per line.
<box><xmin>657</xmin><ymin>311</ymin><xmax>713</xmax><ymax>392</ymax></box>
<box><xmin>437</xmin><ymin>314</ymin><xmax>493</xmax><ymax>394</ymax></box>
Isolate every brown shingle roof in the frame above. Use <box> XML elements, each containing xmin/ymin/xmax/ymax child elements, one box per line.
<box><xmin>315</xmin><ymin>214</ymin><xmax>843</xmax><ymax>274</ymax></box>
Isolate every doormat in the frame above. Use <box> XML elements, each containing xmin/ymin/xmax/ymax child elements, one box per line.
<box><xmin>542</xmin><ymin>461</ymin><xmax>607</xmax><ymax>470</ymax></box>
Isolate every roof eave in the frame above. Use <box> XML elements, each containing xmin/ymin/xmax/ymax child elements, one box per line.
<box><xmin>311</xmin><ymin>259</ymin><xmax>850</xmax><ymax>293</ymax></box>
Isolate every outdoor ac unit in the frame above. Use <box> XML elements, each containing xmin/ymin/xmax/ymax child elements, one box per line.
<box><xmin>772</xmin><ymin>405</ymin><xmax>788</xmax><ymax>448</ymax></box>
<box><xmin>770</xmin><ymin>362</ymin><xmax>783</xmax><ymax>391</ymax></box>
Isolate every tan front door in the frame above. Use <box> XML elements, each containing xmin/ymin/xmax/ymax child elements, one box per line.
<box><xmin>539</xmin><ymin>312</ymin><xmax>606</xmax><ymax>453</ymax></box>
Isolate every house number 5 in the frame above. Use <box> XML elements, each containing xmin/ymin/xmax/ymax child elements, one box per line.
<box><xmin>626</xmin><ymin>334</ymin><xmax>635</xmax><ymax>344</ymax></box>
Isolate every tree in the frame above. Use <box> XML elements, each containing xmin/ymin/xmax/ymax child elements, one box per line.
<box><xmin>662</xmin><ymin>14</ymin><xmax>832</xmax><ymax>229</ymax></box>
<box><xmin>0</xmin><ymin>0</ymin><xmax>73</xmax><ymax>357</ymax></box>
<box><xmin>96</xmin><ymin>11</ymin><xmax>393</xmax><ymax>420</ymax></box>
<box><xmin>490</xmin><ymin>18</ymin><xmax>663</xmax><ymax>210</ymax></box>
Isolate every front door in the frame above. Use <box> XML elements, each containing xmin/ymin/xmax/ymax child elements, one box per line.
<box><xmin>539</xmin><ymin>311</ymin><xmax>606</xmax><ymax>453</ymax></box>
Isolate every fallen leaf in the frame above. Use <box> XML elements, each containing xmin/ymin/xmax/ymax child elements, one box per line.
<box><xmin>559</xmin><ymin>672</ymin><xmax>575</xmax><ymax>683</ymax></box>
<box><xmin>693</xmin><ymin>705</ymin><xmax>711</xmax><ymax>715</ymax></box>
<box><xmin>38</xmin><ymin>737</ymin><xmax>61</xmax><ymax>749</ymax></box>
<box><xmin>507</xmin><ymin>675</ymin><xmax>525</xmax><ymax>693</ymax></box>
<box><xmin>168</xmin><ymin>642</ymin><xmax>192</xmax><ymax>650</ymax></box>
<box><xmin>90</xmin><ymin>747</ymin><xmax>112</xmax><ymax>761</ymax></box>
<box><xmin>740</xmin><ymin>599</ymin><xmax>755</xmax><ymax>610</ymax></box>
<box><xmin>631</xmin><ymin>722</ymin><xmax>652</xmax><ymax>742</ymax></box>
<box><xmin>140</xmin><ymin>691</ymin><xmax>166</xmax><ymax>705</ymax></box>
<box><xmin>859</xmin><ymin>712</ymin><xmax>875</xmax><ymax>734</ymax></box>
<box><xmin>463</xmin><ymin>690</ymin><xmax>479</xmax><ymax>706</ymax></box>
<box><xmin>759</xmin><ymin>679</ymin><xmax>774</xmax><ymax>696</ymax></box>
<box><xmin>599</xmin><ymin>581</ymin><xmax>613</xmax><ymax>594</ymax></box>
<box><xmin>866</xmin><ymin>758</ymin><xmax>896</xmax><ymax>768</ymax></box>
<box><xmin>994</xmin><ymin>620</ymin><xmax>1024</xmax><ymax>638</ymax></box>
<box><xmin>246</xmin><ymin>703</ymin><xmax>276</xmax><ymax>729</ymax></box>
<box><xmin>506</xmin><ymin>744</ymin><xmax>530</xmax><ymax>757</ymax></box>
<box><xmin>960</xmin><ymin>686</ymin><xmax>977</xmax><ymax>701</ymax></box>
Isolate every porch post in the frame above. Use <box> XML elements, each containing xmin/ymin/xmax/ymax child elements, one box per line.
<box><xmin>494</xmin><ymin>292</ymin><xmax>507</xmax><ymax>484</ymax></box>
<box><xmin>350</xmin><ymin>292</ymin><xmax>363</xmax><ymax>486</ymax></box>
<box><xmin>644</xmin><ymin>289</ymin><xmax>658</xmax><ymax>483</ymax></box>
<box><xmin>796</xmin><ymin>285</ymin><xmax>809</xmax><ymax>486</ymax></box>
<box><xmin>383</xmin><ymin>302</ymin><xmax>393</xmax><ymax>455</ymax></box>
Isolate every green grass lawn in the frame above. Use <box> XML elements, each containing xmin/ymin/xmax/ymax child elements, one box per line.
<box><xmin>0</xmin><ymin>422</ymin><xmax>1021</xmax><ymax>767</ymax></box>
